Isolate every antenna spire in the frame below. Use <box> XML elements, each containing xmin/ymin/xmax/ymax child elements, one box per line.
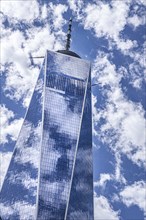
<box><xmin>65</xmin><ymin>17</ymin><xmax>72</xmax><ymax>51</ymax></box>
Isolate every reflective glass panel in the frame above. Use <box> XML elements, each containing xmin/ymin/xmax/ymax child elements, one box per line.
<box><xmin>66</xmin><ymin>73</ymin><xmax>94</xmax><ymax>220</ymax></box>
<box><xmin>0</xmin><ymin>60</ymin><xmax>45</xmax><ymax>220</ymax></box>
<box><xmin>37</xmin><ymin>51</ymin><xmax>92</xmax><ymax>220</ymax></box>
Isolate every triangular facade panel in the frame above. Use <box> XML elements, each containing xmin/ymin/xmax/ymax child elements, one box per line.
<box><xmin>66</xmin><ymin>74</ymin><xmax>93</xmax><ymax>220</ymax></box>
<box><xmin>0</xmin><ymin>59</ymin><xmax>45</xmax><ymax>219</ymax></box>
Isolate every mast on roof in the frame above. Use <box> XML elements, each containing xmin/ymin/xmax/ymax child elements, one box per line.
<box><xmin>65</xmin><ymin>17</ymin><xmax>72</xmax><ymax>51</ymax></box>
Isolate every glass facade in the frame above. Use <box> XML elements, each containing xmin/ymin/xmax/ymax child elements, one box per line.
<box><xmin>0</xmin><ymin>51</ymin><xmax>93</xmax><ymax>220</ymax></box>
<box><xmin>66</xmin><ymin>74</ymin><xmax>93</xmax><ymax>220</ymax></box>
<box><xmin>0</xmin><ymin>59</ymin><xmax>45</xmax><ymax>219</ymax></box>
<box><xmin>37</xmin><ymin>51</ymin><xmax>93</xmax><ymax>220</ymax></box>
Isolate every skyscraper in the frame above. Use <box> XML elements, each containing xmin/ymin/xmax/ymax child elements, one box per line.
<box><xmin>0</xmin><ymin>20</ymin><xmax>93</xmax><ymax>220</ymax></box>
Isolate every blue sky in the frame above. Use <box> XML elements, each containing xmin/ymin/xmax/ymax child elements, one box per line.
<box><xmin>0</xmin><ymin>0</ymin><xmax>146</xmax><ymax>219</ymax></box>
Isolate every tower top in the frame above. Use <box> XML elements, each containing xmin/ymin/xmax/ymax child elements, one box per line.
<box><xmin>57</xmin><ymin>17</ymin><xmax>81</xmax><ymax>58</ymax></box>
<box><xmin>65</xmin><ymin>17</ymin><xmax>72</xmax><ymax>51</ymax></box>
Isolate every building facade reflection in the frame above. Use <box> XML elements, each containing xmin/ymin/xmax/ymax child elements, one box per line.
<box><xmin>0</xmin><ymin>51</ymin><xmax>93</xmax><ymax>220</ymax></box>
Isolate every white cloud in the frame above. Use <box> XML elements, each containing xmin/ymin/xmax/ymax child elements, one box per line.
<box><xmin>1</xmin><ymin>29</ymin><xmax>40</xmax><ymax>107</ymax></box>
<box><xmin>0</xmin><ymin>105</ymin><xmax>23</xmax><ymax>144</ymax></box>
<box><xmin>84</xmin><ymin>1</ymin><xmax>129</xmax><ymax>39</ymax></box>
<box><xmin>67</xmin><ymin>0</ymin><xmax>83</xmax><ymax>19</ymax></box>
<box><xmin>0</xmin><ymin>151</ymin><xmax>12</xmax><ymax>190</ymax></box>
<box><xmin>0</xmin><ymin>105</ymin><xmax>23</xmax><ymax>188</ymax></box>
<box><xmin>131</xmin><ymin>77</ymin><xmax>142</xmax><ymax>89</ymax></box>
<box><xmin>69</xmin><ymin>0</ymin><xmax>143</xmax><ymax>54</ymax></box>
<box><xmin>0</xmin><ymin>30</ymin><xmax>40</xmax><ymax>107</ymax></box>
<box><xmin>94</xmin><ymin>194</ymin><xmax>120</xmax><ymax>220</ymax></box>
<box><xmin>69</xmin><ymin>0</ymin><xmax>145</xmax><ymax>75</ymax></box>
<box><xmin>115</xmin><ymin>39</ymin><xmax>138</xmax><ymax>53</ymax></box>
<box><xmin>0</xmin><ymin>203</ymin><xmax>14</xmax><ymax>218</ymax></box>
<box><xmin>0</xmin><ymin>201</ymin><xmax>36</xmax><ymax>220</ymax></box>
<box><xmin>120</xmin><ymin>181</ymin><xmax>146</xmax><ymax>212</ymax></box>
<box><xmin>93</xmin><ymin>53</ymin><xmax>146</xmax><ymax>170</ymax></box>
<box><xmin>37</xmin><ymin>2</ymin><xmax>68</xmax><ymax>31</ymax></box>
<box><xmin>92</xmin><ymin>94</ymin><xmax>99</xmax><ymax>137</ymax></box>
<box><xmin>129</xmin><ymin>60</ymin><xmax>145</xmax><ymax>86</ymax></box>
<box><xmin>94</xmin><ymin>173</ymin><xmax>111</xmax><ymax>188</ymax></box>
<box><xmin>24</xmin><ymin>25</ymin><xmax>58</xmax><ymax>56</ymax></box>
<box><xmin>1</xmin><ymin>1</ymin><xmax>68</xmax><ymax>107</ymax></box>
<box><xmin>121</xmin><ymin>111</ymin><xmax>145</xmax><ymax>148</ymax></box>
<box><xmin>94</xmin><ymin>153</ymin><xmax>126</xmax><ymax>186</ymax></box>
<box><xmin>135</xmin><ymin>0</ymin><xmax>146</xmax><ymax>7</ymax></box>
<box><xmin>127</xmin><ymin>15</ymin><xmax>144</xmax><ymax>29</ymax></box>
<box><xmin>1</xmin><ymin>30</ymin><xmax>27</xmax><ymax>66</ymax></box>
<box><xmin>4</xmin><ymin>64</ymin><xmax>39</xmax><ymax>108</ymax></box>
<box><xmin>49</xmin><ymin>3</ymin><xmax>68</xmax><ymax>30</ymax></box>
<box><xmin>1</xmin><ymin>1</ymin><xmax>39</xmax><ymax>21</ymax></box>
<box><xmin>41</xmin><ymin>4</ymin><xmax>48</xmax><ymax>19</ymax></box>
